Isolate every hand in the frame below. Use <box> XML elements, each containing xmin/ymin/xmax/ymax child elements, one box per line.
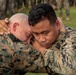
<box><xmin>0</xmin><ymin>18</ymin><xmax>10</xmax><ymax>34</ymax></box>
<box><xmin>32</xmin><ymin>40</ymin><xmax>46</xmax><ymax>55</ymax></box>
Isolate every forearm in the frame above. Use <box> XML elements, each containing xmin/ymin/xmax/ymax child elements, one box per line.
<box><xmin>12</xmin><ymin>45</ymin><xmax>44</xmax><ymax>73</ymax></box>
<box><xmin>0</xmin><ymin>46</ymin><xmax>44</xmax><ymax>75</ymax></box>
<box><xmin>43</xmin><ymin>49</ymin><xmax>76</xmax><ymax>75</ymax></box>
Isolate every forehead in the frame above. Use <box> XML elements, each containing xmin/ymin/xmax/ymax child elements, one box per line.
<box><xmin>30</xmin><ymin>19</ymin><xmax>53</xmax><ymax>33</ymax></box>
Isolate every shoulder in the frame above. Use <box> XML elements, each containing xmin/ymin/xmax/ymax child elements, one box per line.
<box><xmin>52</xmin><ymin>26</ymin><xmax>76</xmax><ymax>51</ymax></box>
<box><xmin>65</xmin><ymin>26</ymin><xmax>76</xmax><ymax>34</ymax></box>
<box><xmin>0</xmin><ymin>34</ymin><xmax>12</xmax><ymax>44</ymax></box>
<box><xmin>65</xmin><ymin>26</ymin><xmax>76</xmax><ymax>41</ymax></box>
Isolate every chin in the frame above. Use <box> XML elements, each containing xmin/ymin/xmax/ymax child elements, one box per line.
<box><xmin>46</xmin><ymin>44</ymin><xmax>52</xmax><ymax>48</ymax></box>
<box><xmin>41</xmin><ymin>45</ymin><xmax>49</xmax><ymax>48</ymax></box>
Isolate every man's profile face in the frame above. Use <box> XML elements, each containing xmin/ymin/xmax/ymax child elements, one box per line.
<box><xmin>18</xmin><ymin>25</ymin><xmax>31</xmax><ymax>44</ymax></box>
<box><xmin>10</xmin><ymin>22</ymin><xmax>31</xmax><ymax>44</ymax></box>
<box><xmin>31</xmin><ymin>19</ymin><xmax>60</xmax><ymax>48</ymax></box>
<box><xmin>17</xmin><ymin>24</ymin><xmax>31</xmax><ymax>44</ymax></box>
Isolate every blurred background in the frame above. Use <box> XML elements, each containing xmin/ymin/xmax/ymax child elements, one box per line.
<box><xmin>0</xmin><ymin>0</ymin><xmax>76</xmax><ymax>28</ymax></box>
<box><xmin>0</xmin><ymin>0</ymin><xmax>75</xmax><ymax>75</ymax></box>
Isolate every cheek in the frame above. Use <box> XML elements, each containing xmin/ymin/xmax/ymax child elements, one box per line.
<box><xmin>24</xmin><ymin>33</ymin><xmax>28</xmax><ymax>39</ymax></box>
<box><xmin>46</xmin><ymin>35</ymin><xmax>52</xmax><ymax>42</ymax></box>
<box><xmin>47</xmin><ymin>32</ymin><xmax>56</xmax><ymax>41</ymax></box>
<box><xmin>21</xmin><ymin>32</ymin><xmax>27</xmax><ymax>39</ymax></box>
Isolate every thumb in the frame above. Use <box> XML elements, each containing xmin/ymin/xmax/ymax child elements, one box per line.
<box><xmin>4</xmin><ymin>18</ymin><xmax>9</xmax><ymax>24</ymax></box>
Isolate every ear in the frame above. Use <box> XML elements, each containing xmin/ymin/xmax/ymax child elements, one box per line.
<box><xmin>56</xmin><ymin>19</ymin><xmax>60</xmax><ymax>30</ymax></box>
<box><xmin>13</xmin><ymin>22</ymin><xmax>19</xmax><ymax>31</ymax></box>
<box><xmin>57</xmin><ymin>17</ymin><xmax>65</xmax><ymax>32</ymax></box>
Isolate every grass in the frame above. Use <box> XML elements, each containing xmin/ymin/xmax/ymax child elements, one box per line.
<box><xmin>17</xmin><ymin>6</ymin><xmax>76</xmax><ymax>28</ymax></box>
<box><xmin>11</xmin><ymin>4</ymin><xmax>76</xmax><ymax>28</ymax></box>
<box><xmin>14</xmin><ymin>6</ymin><xmax>76</xmax><ymax>75</ymax></box>
<box><xmin>55</xmin><ymin>7</ymin><xmax>76</xmax><ymax>28</ymax></box>
<box><xmin>26</xmin><ymin>73</ymin><xmax>48</xmax><ymax>75</ymax></box>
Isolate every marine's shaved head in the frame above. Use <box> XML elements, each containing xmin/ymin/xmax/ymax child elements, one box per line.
<box><xmin>7</xmin><ymin>13</ymin><xmax>31</xmax><ymax>43</ymax></box>
<box><xmin>9</xmin><ymin>13</ymin><xmax>28</xmax><ymax>27</ymax></box>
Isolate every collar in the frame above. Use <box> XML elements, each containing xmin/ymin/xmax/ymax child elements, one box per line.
<box><xmin>8</xmin><ymin>34</ymin><xmax>21</xmax><ymax>42</ymax></box>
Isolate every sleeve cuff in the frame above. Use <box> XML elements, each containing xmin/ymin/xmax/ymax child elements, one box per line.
<box><xmin>43</xmin><ymin>49</ymin><xmax>54</xmax><ymax>66</ymax></box>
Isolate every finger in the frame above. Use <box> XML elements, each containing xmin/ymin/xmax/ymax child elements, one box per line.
<box><xmin>0</xmin><ymin>24</ymin><xmax>8</xmax><ymax>32</ymax></box>
<box><xmin>0</xmin><ymin>27</ymin><xmax>8</xmax><ymax>33</ymax></box>
<box><xmin>0</xmin><ymin>20</ymin><xmax>8</xmax><ymax>28</ymax></box>
<box><xmin>0</xmin><ymin>26</ymin><xmax>8</xmax><ymax>33</ymax></box>
<box><xmin>4</xmin><ymin>18</ymin><xmax>9</xmax><ymax>24</ymax></box>
<box><xmin>0</xmin><ymin>20</ymin><xmax>8</xmax><ymax>29</ymax></box>
<box><xmin>0</xmin><ymin>29</ymin><xmax>9</xmax><ymax>35</ymax></box>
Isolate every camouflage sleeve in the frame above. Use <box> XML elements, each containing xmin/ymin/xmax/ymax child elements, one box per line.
<box><xmin>0</xmin><ymin>34</ymin><xmax>44</xmax><ymax>75</ymax></box>
<box><xmin>11</xmin><ymin>42</ymin><xmax>44</xmax><ymax>74</ymax></box>
<box><xmin>43</xmin><ymin>31</ymin><xmax>76</xmax><ymax>75</ymax></box>
<box><xmin>0</xmin><ymin>42</ymin><xmax>17</xmax><ymax>75</ymax></box>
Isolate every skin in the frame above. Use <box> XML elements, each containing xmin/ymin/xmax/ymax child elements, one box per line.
<box><xmin>7</xmin><ymin>13</ymin><xmax>32</xmax><ymax>44</ymax></box>
<box><xmin>0</xmin><ymin>13</ymin><xmax>66</xmax><ymax>74</ymax></box>
<box><xmin>31</xmin><ymin>18</ymin><xmax>60</xmax><ymax>48</ymax></box>
<box><xmin>0</xmin><ymin>16</ymin><xmax>65</xmax><ymax>53</ymax></box>
<box><xmin>0</xmin><ymin>14</ymin><xmax>65</xmax><ymax>48</ymax></box>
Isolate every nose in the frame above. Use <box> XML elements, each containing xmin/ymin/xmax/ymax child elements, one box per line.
<box><xmin>38</xmin><ymin>35</ymin><xmax>46</xmax><ymax>42</ymax></box>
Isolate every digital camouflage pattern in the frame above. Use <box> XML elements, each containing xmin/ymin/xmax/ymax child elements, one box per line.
<box><xmin>0</xmin><ymin>34</ymin><xmax>44</xmax><ymax>75</ymax></box>
<box><xmin>0</xmin><ymin>26</ymin><xmax>76</xmax><ymax>75</ymax></box>
<box><xmin>56</xmin><ymin>0</ymin><xmax>70</xmax><ymax>16</ymax></box>
<box><xmin>43</xmin><ymin>27</ymin><xmax>76</xmax><ymax>75</ymax></box>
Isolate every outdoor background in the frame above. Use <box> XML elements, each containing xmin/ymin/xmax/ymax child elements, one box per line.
<box><xmin>14</xmin><ymin>4</ymin><xmax>76</xmax><ymax>75</ymax></box>
<box><xmin>18</xmin><ymin>6</ymin><xmax>76</xmax><ymax>28</ymax></box>
<box><xmin>21</xmin><ymin>6</ymin><xmax>76</xmax><ymax>75</ymax></box>
<box><xmin>6</xmin><ymin>2</ymin><xmax>76</xmax><ymax>75</ymax></box>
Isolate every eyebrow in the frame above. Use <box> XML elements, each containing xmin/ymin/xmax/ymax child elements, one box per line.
<box><xmin>32</xmin><ymin>30</ymin><xmax>50</xmax><ymax>34</ymax></box>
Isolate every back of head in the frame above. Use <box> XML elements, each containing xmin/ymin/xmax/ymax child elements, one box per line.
<box><xmin>9</xmin><ymin>13</ymin><xmax>28</xmax><ymax>27</ymax></box>
<box><xmin>8</xmin><ymin>13</ymin><xmax>31</xmax><ymax>42</ymax></box>
<box><xmin>28</xmin><ymin>4</ymin><xmax>57</xmax><ymax>26</ymax></box>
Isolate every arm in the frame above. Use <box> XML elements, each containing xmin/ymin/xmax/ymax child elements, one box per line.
<box><xmin>0</xmin><ymin>34</ymin><xmax>45</xmax><ymax>75</ymax></box>
<box><xmin>33</xmin><ymin>30</ymin><xmax>76</xmax><ymax>74</ymax></box>
<box><xmin>40</xmin><ymin>31</ymin><xmax>76</xmax><ymax>75</ymax></box>
<box><xmin>12</xmin><ymin>42</ymin><xmax>44</xmax><ymax>73</ymax></box>
<box><xmin>0</xmin><ymin>17</ymin><xmax>65</xmax><ymax>34</ymax></box>
<box><xmin>0</xmin><ymin>34</ymin><xmax>17</xmax><ymax>75</ymax></box>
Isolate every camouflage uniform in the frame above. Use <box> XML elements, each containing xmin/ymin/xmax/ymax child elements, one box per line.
<box><xmin>15</xmin><ymin>0</ymin><xmax>23</xmax><ymax>11</ymax></box>
<box><xmin>5</xmin><ymin>0</ymin><xmax>15</xmax><ymax>17</ymax></box>
<box><xmin>43</xmin><ymin>0</ymin><xmax>50</xmax><ymax>3</ymax></box>
<box><xmin>0</xmin><ymin>26</ymin><xmax>76</xmax><ymax>75</ymax></box>
<box><xmin>0</xmin><ymin>0</ymin><xmax>6</xmax><ymax>19</ymax></box>
<box><xmin>73</xmin><ymin>0</ymin><xmax>76</xmax><ymax>6</ymax></box>
<box><xmin>0</xmin><ymin>34</ymin><xmax>44</xmax><ymax>75</ymax></box>
<box><xmin>23</xmin><ymin>0</ymin><xmax>29</xmax><ymax>9</ymax></box>
<box><xmin>30</xmin><ymin>0</ymin><xmax>36</xmax><ymax>8</ymax></box>
<box><xmin>37</xmin><ymin>0</ymin><xmax>41</xmax><ymax>4</ymax></box>
<box><xmin>43</xmin><ymin>27</ymin><xmax>76</xmax><ymax>75</ymax></box>
<box><xmin>56</xmin><ymin>0</ymin><xmax>70</xmax><ymax>18</ymax></box>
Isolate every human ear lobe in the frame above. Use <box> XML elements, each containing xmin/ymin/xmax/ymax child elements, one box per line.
<box><xmin>13</xmin><ymin>22</ymin><xmax>19</xmax><ymax>31</ymax></box>
<box><xmin>56</xmin><ymin>19</ymin><xmax>60</xmax><ymax>30</ymax></box>
<box><xmin>57</xmin><ymin>18</ymin><xmax>65</xmax><ymax>32</ymax></box>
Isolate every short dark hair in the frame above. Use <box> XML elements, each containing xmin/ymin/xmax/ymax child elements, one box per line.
<box><xmin>28</xmin><ymin>4</ymin><xmax>57</xmax><ymax>26</ymax></box>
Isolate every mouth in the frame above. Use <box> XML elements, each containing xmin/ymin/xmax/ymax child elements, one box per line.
<box><xmin>41</xmin><ymin>43</ymin><xmax>51</xmax><ymax>48</ymax></box>
<box><xmin>41</xmin><ymin>43</ymin><xmax>47</xmax><ymax>47</ymax></box>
